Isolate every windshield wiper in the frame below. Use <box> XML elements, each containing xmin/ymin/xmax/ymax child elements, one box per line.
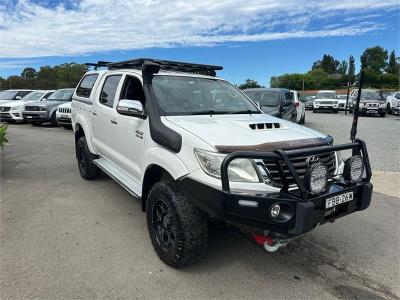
<box><xmin>231</xmin><ymin>110</ymin><xmax>260</xmax><ymax>114</ymax></box>
<box><xmin>191</xmin><ymin>110</ymin><xmax>229</xmax><ymax>115</ymax></box>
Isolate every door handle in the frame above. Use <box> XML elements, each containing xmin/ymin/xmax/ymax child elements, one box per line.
<box><xmin>111</xmin><ymin>119</ymin><xmax>118</xmax><ymax>125</ymax></box>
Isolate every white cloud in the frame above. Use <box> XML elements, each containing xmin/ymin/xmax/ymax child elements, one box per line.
<box><xmin>0</xmin><ymin>0</ymin><xmax>398</xmax><ymax>58</ymax></box>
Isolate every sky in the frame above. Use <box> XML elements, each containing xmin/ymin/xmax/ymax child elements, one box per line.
<box><xmin>0</xmin><ymin>0</ymin><xmax>399</xmax><ymax>86</ymax></box>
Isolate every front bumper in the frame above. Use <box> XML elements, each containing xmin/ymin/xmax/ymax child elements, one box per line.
<box><xmin>360</xmin><ymin>107</ymin><xmax>385</xmax><ymax>115</ymax></box>
<box><xmin>178</xmin><ymin>139</ymin><xmax>372</xmax><ymax>237</ymax></box>
<box><xmin>0</xmin><ymin>111</ymin><xmax>24</xmax><ymax>121</ymax></box>
<box><xmin>22</xmin><ymin>111</ymin><xmax>49</xmax><ymax>122</ymax></box>
<box><xmin>314</xmin><ymin>105</ymin><xmax>338</xmax><ymax>111</ymax></box>
<box><xmin>178</xmin><ymin>178</ymin><xmax>372</xmax><ymax>236</ymax></box>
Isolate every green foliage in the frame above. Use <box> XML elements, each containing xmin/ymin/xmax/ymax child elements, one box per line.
<box><xmin>312</xmin><ymin>54</ymin><xmax>340</xmax><ymax>74</ymax></box>
<box><xmin>360</xmin><ymin>46</ymin><xmax>388</xmax><ymax>73</ymax></box>
<box><xmin>338</xmin><ymin>60</ymin><xmax>348</xmax><ymax>75</ymax></box>
<box><xmin>386</xmin><ymin>50</ymin><xmax>399</xmax><ymax>75</ymax></box>
<box><xmin>21</xmin><ymin>67</ymin><xmax>37</xmax><ymax>79</ymax></box>
<box><xmin>270</xmin><ymin>48</ymin><xmax>399</xmax><ymax>90</ymax></box>
<box><xmin>237</xmin><ymin>79</ymin><xmax>261</xmax><ymax>90</ymax></box>
<box><xmin>0</xmin><ymin>124</ymin><xmax>8</xmax><ymax>150</ymax></box>
<box><xmin>0</xmin><ymin>63</ymin><xmax>88</xmax><ymax>90</ymax></box>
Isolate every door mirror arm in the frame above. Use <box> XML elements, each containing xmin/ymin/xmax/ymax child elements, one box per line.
<box><xmin>117</xmin><ymin>99</ymin><xmax>147</xmax><ymax>119</ymax></box>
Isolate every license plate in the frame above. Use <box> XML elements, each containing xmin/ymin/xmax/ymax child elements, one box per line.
<box><xmin>325</xmin><ymin>192</ymin><xmax>354</xmax><ymax>209</ymax></box>
<box><xmin>367</xmin><ymin>110</ymin><xmax>377</xmax><ymax>114</ymax></box>
<box><xmin>60</xmin><ymin>114</ymin><xmax>68</xmax><ymax>118</ymax></box>
<box><xmin>26</xmin><ymin>116</ymin><xmax>32</xmax><ymax>119</ymax></box>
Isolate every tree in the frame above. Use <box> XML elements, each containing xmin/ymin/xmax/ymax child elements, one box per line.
<box><xmin>338</xmin><ymin>60</ymin><xmax>348</xmax><ymax>75</ymax></box>
<box><xmin>386</xmin><ymin>50</ymin><xmax>399</xmax><ymax>75</ymax></box>
<box><xmin>360</xmin><ymin>46</ymin><xmax>388</xmax><ymax>73</ymax></box>
<box><xmin>348</xmin><ymin>55</ymin><xmax>356</xmax><ymax>84</ymax></box>
<box><xmin>237</xmin><ymin>79</ymin><xmax>261</xmax><ymax>90</ymax></box>
<box><xmin>21</xmin><ymin>67</ymin><xmax>37</xmax><ymax>79</ymax></box>
<box><xmin>312</xmin><ymin>54</ymin><xmax>340</xmax><ymax>74</ymax></box>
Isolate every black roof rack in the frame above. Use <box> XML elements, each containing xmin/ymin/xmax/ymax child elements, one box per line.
<box><xmin>85</xmin><ymin>61</ymin><xmax>112</xmax><ymax>70</ymax></box>
<box><xmin>86</xmin><ymin>58</ymin><xmax>223</xmax><ymax>76</ymax></box>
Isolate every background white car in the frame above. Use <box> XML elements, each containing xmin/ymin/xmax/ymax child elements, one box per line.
<box><xmin>56</xmin><ymin>101</ymin><xmax>72</xmax><ymax>128</ymax></box>
<box><xmin>0</xmin><ymin>90</ymin><xmax>35</xmax><ymax>105</ymax></box>
<box><xmin>291</xmin><ymin>90</ymin><xmax>305</xmax><ymax>124</ymax></box>
<box><xmin>313</xmin><ymin>90</ymin><xmax>339</xmax><ymax>113</ymax></box>
<box><xmin>386</xmin><ymin>91</ymin><xmax>400</xmax><ymax>114</ymax></box>
<box><xmin>0</xmin><ymin>90</ymin><xmax>53</xmax><ymax>122</ymax></box>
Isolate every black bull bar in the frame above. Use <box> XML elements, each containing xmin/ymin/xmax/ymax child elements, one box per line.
<box><xmin>220</xmin><ymin>139</ymin><xmax>372</xmax><ymax>200</ymax></box>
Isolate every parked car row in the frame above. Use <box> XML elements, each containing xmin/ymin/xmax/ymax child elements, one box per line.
<box><xmin>0</xmin><ymin>88</ymin><xmax>74</xmax><ymax>127</ymax></box>
<box><xmin>301</xmin><ymin>89</ymin><xmax>400</xmax><ymax>117</ymax></box>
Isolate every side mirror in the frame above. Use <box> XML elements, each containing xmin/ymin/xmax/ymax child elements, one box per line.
<box><xmin>117</xmin><ymin>99</ymin><xmax>146</xmax><ymax>118</ymax></box>
<box><xmin>16</xmin><ymin>96</ymin><xmax>22</xmax><ymax>100</ymax></box>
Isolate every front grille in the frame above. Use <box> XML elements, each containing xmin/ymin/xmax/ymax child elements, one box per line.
<box><xmin>262</xmin><ymin>151</ymin><xmax>336</xmax><ymax>187</ymax></box>
<box><xmin>1</xmin><ymin>107</ymin><xmax>11</xmax><ymax>112</ymax></box>
<box><xmin>319</xmin><ymin>101</ymin><xmax>334</xmax><ymax>105</ymax></box>
<box><xmin>366</xmin><ymin>103</ymin><xmax>379</xmax><ymax>108</ymax></box>
<box><xmin>25</xmin><ymin>106</ymin><xmax>42</xmax><ymax>111</ymax></box>
<box><xmin>58</xmin><ymin>107</ymin><xmax>71</xmax><ymax>113</ymax></box>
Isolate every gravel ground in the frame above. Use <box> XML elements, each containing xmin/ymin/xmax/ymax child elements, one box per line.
<box><xmin>1</xmin><ymin>113</ymin><xmax>399</xmax><ymax>300</ymax></box>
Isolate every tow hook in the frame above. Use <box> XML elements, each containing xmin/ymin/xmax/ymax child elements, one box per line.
<box><xmin>252</xmin><ymin>234</ymin><xmax>290</xmax><ymax>252</ymax></box>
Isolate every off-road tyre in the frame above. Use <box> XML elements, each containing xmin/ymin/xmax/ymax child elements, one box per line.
<box><xmin>333</xmin><ymin>109</ymin><xmax>338</xmax><ymax>114</ymax></box>
<box><xmin>313</xmin><ymin>108</ymin><xmax>317</xmax><ymax>113</ymax></box>
<box><xmin>31</xmin><ymin>122</ymin><xmax>42</xmax><ymax>126</ymax></box>
<box><xmin>380</xmin><ymin>112</ymin><xmax>386</xmax><ymax>117</ymax></box>
<box><xmin>146</xmin><ymin>181</ymin><xmax>208</xmax><ymax>268</ymax></box>
<box><xmin>76</xmin><ymin>136</ymin><xmax>101</xmax><ymax>180</ymax></box>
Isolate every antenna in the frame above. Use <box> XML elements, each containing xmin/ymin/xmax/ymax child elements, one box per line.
<box><xmin>350</xmin><ymin>69</ymin><xmax>364</xmax><ymax>142</ymax></box>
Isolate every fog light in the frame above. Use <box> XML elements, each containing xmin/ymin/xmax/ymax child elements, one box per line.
<box><xmin>344</xmin><ymin>155</ymin><xmax>364</xmax><ymax>183</ymax></box>
<box><xmin>307</xmin><ymin>163</ymin><xmax>328</xmax><ymax>194</ymax></box>
<box><xmin>270</xmin><ymin>204</ymin><xmax>281</xmax><ymax>218</ymax></box>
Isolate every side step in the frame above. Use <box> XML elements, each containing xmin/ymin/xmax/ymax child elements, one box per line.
<box><xmin>93</xmin><ymin>157</ymin><xmax>142</xmax><ymax>198</ymax></box>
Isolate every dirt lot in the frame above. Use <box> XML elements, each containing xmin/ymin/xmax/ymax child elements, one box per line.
<box><xmin>1</xmin><ymin>112</ymin><xmax>399</xmax><ymax>299</ymax></box>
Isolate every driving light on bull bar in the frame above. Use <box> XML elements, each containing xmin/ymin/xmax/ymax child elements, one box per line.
<box><xmin>307</xmin><ymin>163</ymin><xmax>328</xmax><ymax>194</ymax></box>
<box><xmin>344</xmin><ymin>155</ymin><xmax>364</xmax><ymax>183</ymax></box>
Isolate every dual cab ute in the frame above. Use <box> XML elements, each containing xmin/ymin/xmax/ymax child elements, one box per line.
<box><xmin>72</xmin><ymin>59</ymin><xmax>373</xmax><ymax>267</ymax></box>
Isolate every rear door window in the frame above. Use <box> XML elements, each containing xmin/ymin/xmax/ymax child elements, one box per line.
<box><xmin>76</xmin><ymin>74</ymin><xmax>98</xmax><ymax>98</ymax></box>
<box><xmin>99</xmin><ymin>75</ymin><xmax>122</xmax><ymax>108</ymax></box>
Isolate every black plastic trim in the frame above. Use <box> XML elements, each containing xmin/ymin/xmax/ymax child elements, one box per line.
<box><xmin>142</xmin><ymin>61</ymin><xmax>182</xmax><ymax>153</ymax></box>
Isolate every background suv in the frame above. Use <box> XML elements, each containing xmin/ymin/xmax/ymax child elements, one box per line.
<box><xmin>0</xmin><ymin>90</ymin><xmax>35</xmax><ymax>105</ymax></box>
<box><xmin>243</xmin><ymin>88</ymin><xmax>297</xmax><ymax>123</ymax></box>
<box><xmin>0</xmin><ymin>90</ymin><xmax>53</xmax><ymax>123</ymax></box>
<box><xmin>23</xmin><ymin>88</ymin><xmax>74</xmax><ymax>126</ymax></box>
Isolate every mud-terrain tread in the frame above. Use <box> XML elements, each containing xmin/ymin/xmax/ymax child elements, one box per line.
<box><xmin>76</xmin><ymin>136</ymin><xmax>101</xmax><ymax>180</ymax></box>
<box><xmin>146</xmin><ymin>181</ymin><xmax>207</xmax><ymax>268</ymax></box>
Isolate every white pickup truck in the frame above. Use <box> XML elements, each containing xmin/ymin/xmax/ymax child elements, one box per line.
<box><xmin>71</xmin><ymin>59</ymin><xmax>373</xmax><ymax>267</ymax></box>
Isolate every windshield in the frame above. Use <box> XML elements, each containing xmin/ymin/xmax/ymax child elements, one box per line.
<box><xmin>21</xmin><ymin>91</ymin><xmax>45</xmax><ymax>102</ymax></box>
<box><xmin>354</xmin><ymin>90</ymin><xmax>382</xmax><ymax>101</ymax></box>
<box><xmin>47</xmin><ymin>89</ymin><xmax>73</xmax><ymax>101</ymax></box>
<box><xmin>317</xmin><ymin>92</ymin><xmax>336</xmax><ymax>99</ymax></box>
<box><xmin>152</xmin><ymin>76</ymin><xmax>260</xmax><ymax>116</ymax></box>
<box><xmin>244</xmin><ymin>90</ymin><xmax>280</xmax><ymax>107</ymax></box>
<box><xmin>0</xmin><ymin>91</ymin><xmax>19</xmax><ymax>100</ymax></box>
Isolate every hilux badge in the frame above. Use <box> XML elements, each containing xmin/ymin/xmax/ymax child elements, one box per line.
<box><xmin>308</xmin><ymin>155</ymin><xmax>320</xmax><ymax>164</ymax></box>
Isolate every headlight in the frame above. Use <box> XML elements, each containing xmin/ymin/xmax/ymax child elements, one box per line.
<box><xmin>194</xmin><ymin>149</ymin><xmax>261</xmax><ymax>183</ymax></box>
<box><xmin>307</xmin><ymin>163</ymin><xmax>328</xmax><ymax>194</ymax></box>
<box><xmin>343</xmin><ymin>155</ymin><xmax>364</xmax><ymax>183</ymax></box>
<box><xmin>12</xmin><ymin>105</ymin><xmax>23</xmax><ymax>111</ymax></box>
